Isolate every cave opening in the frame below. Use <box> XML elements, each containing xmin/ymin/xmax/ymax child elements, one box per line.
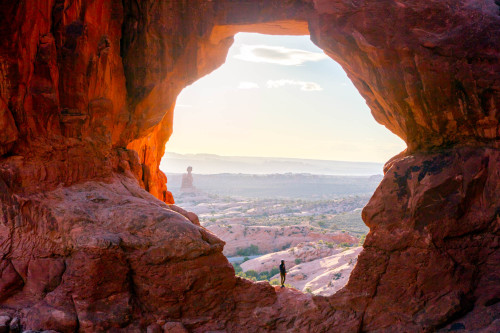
<box><xmin>160</xmin><ymin>32</ymin><xmax>406</xmax><ymax>295</ymax></box>
<box><xmin>1</xmin><ymin>2</ymin><xmax>496</xmax><ymax>331</ymax></box>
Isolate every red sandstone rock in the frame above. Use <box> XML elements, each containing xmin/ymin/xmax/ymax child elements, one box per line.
<box><xmin>162</xmin><ymin>322</ymin><xmax>188</xmax><ymax>333</ymax></box>
<box><xmin>0</xmin><ymin>0</ymin><xmax>498</xmax><ymax>332</ymax></box>
<box><xmin>167</xmin><ymin>204</ymin><xmax>201</xmax><ymax>226</ymax></box>
<box><xmin>356</xmin><ymin>147</ymin><xmax>500</xmax><ymax>331</ymax></box>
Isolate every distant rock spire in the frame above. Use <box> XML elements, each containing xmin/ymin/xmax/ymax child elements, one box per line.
<box><xmin>181</xmin><ymin>166</ymin><xmax>195</xmax><ymax>191</ymax></box>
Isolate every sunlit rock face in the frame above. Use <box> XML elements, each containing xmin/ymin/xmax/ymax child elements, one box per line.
<box><xmin>0</xmin><ymin>0</ymin><xmax>498</xmax><ymax>332</ymax></box>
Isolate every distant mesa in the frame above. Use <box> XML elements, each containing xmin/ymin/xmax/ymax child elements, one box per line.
<box><xmin>181</xmin><ymin>166</ymin><xmax>196</xmax><ymax>192</ymax></box>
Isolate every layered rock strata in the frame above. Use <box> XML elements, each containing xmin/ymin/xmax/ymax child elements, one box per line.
<box><xmin>0</xmin><ymin>0</ymin><xmax>499</xmax><ymax>332</ymax></box>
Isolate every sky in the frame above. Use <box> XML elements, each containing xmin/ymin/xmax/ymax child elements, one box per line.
<box><xmin>165</xmin><ymin>33</ymin><xmax>406</xmax><ymax>163</ymax></box>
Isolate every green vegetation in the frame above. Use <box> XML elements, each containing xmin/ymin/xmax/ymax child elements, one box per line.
<box><xmin>294</xmin><ymin>258</ymin><xmax>302</xmax><ymax>265</ymax></box>
<box><xmin>358</xmin><ymin>234</ymin><xmax>367</xmax><ymax>245</ymax></box>
<box><xmin>171</xmin><ymin>173</ymin><xmax>378</xmax><ymax>238</ymax></box>
<box><xmin>270</xmin><ymin>279</ymin><xmax>293</xmax><ymax>288</ymax></box>
<box><xmin>236</xmin><ymin>244</ymin><xmax>259</xmax><ymax>256</ymax></box>
<box><xmin>270</xmin><ymin>278</ymin><xmax>280</xmax><ymax>285</ymax></box>
<box><xmin>269</xmin><ymin>267</ymin><xmax>279</xmax><ymax>276</ymax></box>
<box><xmin>245</xmin><ymin>270</ymin><xmax>259</xmax><ymax>279</ymax></box>
<box><xmin>233</xmin><ymin>262</ymin><xmax>243</xmax><ymax>274</ymax></box>
<box><xmin>232</xmin><ymin>263</ymin><xmax>280</xmax><ymax>282</ymax></box>
<box><xmin>199</xmin><ymin>198</ymin><xmax>369</xmax><ymax>236</ymax></box>
<box><xmin>317</xmin><ymin>239</ymin><xmax>335</xmax><ymax>248</ymax></box>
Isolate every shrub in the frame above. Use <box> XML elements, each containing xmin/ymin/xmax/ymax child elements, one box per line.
<box><xmin>270</xmin><ymin>279</ymin><xmax>280</xmax><ymax>286</ymax></box>
<box><xmin>236</xmin><ymin>244</ymin><xmax>259</xmax><ymax>256</ymax></box>
<box><xmin>235</xmin><ymin>271</ymin><xmax>256</xmax><ymax>281</ymax></box>
<box><xmin>294</xmin><ymin>258</ymin><xmax>302</xmax><ymax>265</ymax></box>
<box><xmin>269</xmin><ymin>279</ymin><xmax>293</xmax><ymax>288</ymax></box>
<box><xmin>242</xmin><ymin>274</ymin><xmax>257</xmax><ymax>282</ymax></box>
<box><xmin>258</xmin><ymin>272</ymin><xmax>269</xmax><ymax>281</ymax></box>
<box><xmin>245</xmin><ymin>270</ymin><xmax>259</xmax><ymax>278</ymax></box>
<box><xmin>232</xmin><ymin>263</ymin><xmax>242</xmax><ymax>273</ymax></box>
<box><xmin>359</xmin><ymin>234</ymin><xmax>367</xmax><ymax>245</ymax></box>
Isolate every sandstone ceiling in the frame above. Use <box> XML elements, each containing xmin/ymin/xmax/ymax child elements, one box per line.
<box><xmin>0</xmin><ymin>1</ymin><xmax>499</xmax><ymax>332</ymax></box>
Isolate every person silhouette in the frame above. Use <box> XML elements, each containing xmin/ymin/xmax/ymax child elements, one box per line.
<box><xmin>279</xmin><ymin>260</ymin><xmax>286</xmax><ymax>288</ymax></box>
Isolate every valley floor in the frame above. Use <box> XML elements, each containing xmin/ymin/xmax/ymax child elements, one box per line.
<box><xmin>172</xmin><ymin>184</ymin><xmax>369</xmax><ymax>295</ymax></box>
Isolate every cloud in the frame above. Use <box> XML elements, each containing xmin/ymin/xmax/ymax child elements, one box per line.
<box><xmin>238</xmin><ymin>81</ymin><xmax>260</xmax><ymax>89</ymax></box>
<box><xmin>266</xmin><ymin>79</ymin><xmax>323</xmax><ymax>91</ymax></box>
<box><xmin>234</xmin><ymin>45</ymin><xmax>328</xmax><ymax>66</ymax></box>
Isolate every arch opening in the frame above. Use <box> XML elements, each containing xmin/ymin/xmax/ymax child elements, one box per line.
<box><xmin>1</xmin><ymin>1</ymin><xmax>498</xmax><ymax>331</ymax></box>
<box><xmin>161</xmin><ymin>32</ymin><xmax>406</xmax><ymax>296</ymax></box>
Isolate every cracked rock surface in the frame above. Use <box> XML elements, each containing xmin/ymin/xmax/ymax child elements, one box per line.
<box><xmin>0</xmin><ymin>0</ymin><xmax>499</xmax><ymax>332</ymax></box>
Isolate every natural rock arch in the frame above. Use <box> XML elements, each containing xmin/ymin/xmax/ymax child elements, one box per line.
<box><xmin>0</xmin><ymin>1</ymin><xmax>498</xmax><ymax>332</ymax></box>
<box><xmin>122</xmin><ymin>0</ymin><xmax>499</xmax><ymax>204</ymax></box>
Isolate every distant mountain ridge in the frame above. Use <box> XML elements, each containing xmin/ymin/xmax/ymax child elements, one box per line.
<box><xmin>167</xmin><ymin>173</ymin><xmax>382</xmax><ymax>200</ymax></box>
<box><xmin>161</xmin><ymin>152</ymin><xmax>384</xmax><ymax>175</ymax></box>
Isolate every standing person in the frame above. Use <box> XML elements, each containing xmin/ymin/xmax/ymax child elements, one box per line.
<box><xmin>279</xmin><ymin>260</ymin><xmax>286</xmax><ymax>288</ymax></box>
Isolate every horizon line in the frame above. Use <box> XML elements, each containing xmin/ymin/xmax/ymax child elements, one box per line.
<box><xmin>164</xmin><ymin>151</ymin><xmax>388</xmax><ymax>165</ymax></box>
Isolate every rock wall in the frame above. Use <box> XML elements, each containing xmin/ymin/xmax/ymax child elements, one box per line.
<box><xmin>357</xmin><ymin>147</ymin><xmax>500</xmax><ymax>331</ymax></box>
<box><xmin>0</xmin><ymin>0</ymin><xmax>499</xmax><ymax>332</ymax></box>
<box><xmin>311</xmin><ymin>0</ymin><xmax>500</xmax><ymax>150</ymax></box>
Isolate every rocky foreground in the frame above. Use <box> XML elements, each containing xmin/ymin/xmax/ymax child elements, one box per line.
<box><xmin>0</xmin><ymin>0</ymin><xmax>499</xmax><ymax>332</ymax></box>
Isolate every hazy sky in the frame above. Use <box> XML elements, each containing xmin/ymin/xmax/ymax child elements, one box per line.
<box><xmin>165</xmin><ymin>33</ymin><xmax>406</xmax><ymax>163</ymax></box>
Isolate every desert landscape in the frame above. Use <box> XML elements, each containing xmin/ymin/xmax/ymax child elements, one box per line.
<box><xmin>239</xmin><ymin>242</ymin><xmax>363</xmax><ymax>296</ymax></box>
<box><xmin>168</xmin><ymin>169</ymin><xmax>370</xmax><ymax>296</ymax></box>
<box><xmin>0</xmin><ymin>1</ymin><xmax>498</xmax><ymax>332</ymax></box>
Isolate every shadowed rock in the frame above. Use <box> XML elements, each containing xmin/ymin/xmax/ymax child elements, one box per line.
<box><xmin>0</xmin><ymin>0</ymin><xmax>498</xmax><ymax>331</ymax></box>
